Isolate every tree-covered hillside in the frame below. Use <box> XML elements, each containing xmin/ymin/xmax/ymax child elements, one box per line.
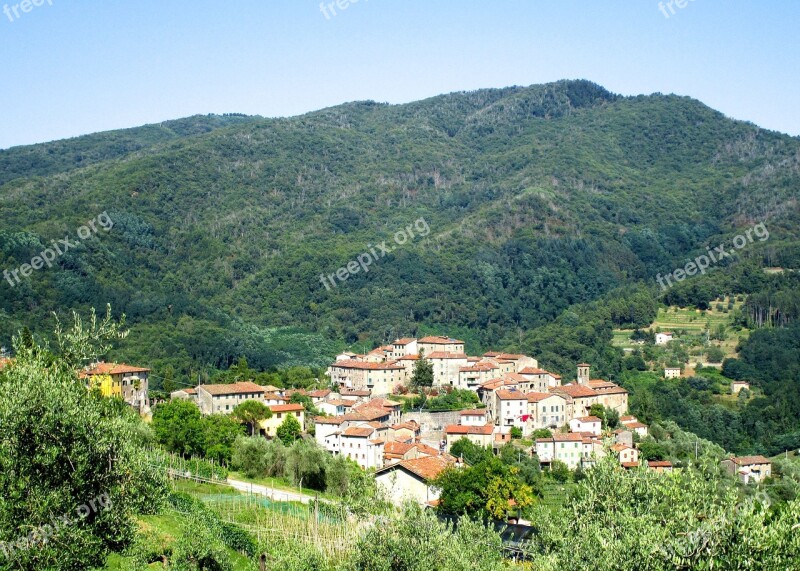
<box><xmin>1</xmin><ymin>80</ymin><xmax>798</xmax><ymax>381</ymax></box>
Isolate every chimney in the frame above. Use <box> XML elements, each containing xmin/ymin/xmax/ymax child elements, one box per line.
<box><xmin>577</xmin><ymin>363</ymin><xmax>590</xmax><ymax>385</ymax></box>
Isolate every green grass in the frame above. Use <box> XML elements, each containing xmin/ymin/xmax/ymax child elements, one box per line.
<box><xmin>226</xmin><ymin>471</ymin><xmax>337</xmax><ymax>501</ymax></box>
<box><xmin>101</xmin><ymin>512</ymin><xmax>253</xmax><ymax>570</ymax></box>
<box><xmin>613</xmin><ymin>298</ymin><xmax>750</xmax><ymax>360</ymax></box>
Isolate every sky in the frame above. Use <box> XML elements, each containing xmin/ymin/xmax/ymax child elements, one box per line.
<box><xmin>0</xmin><ymin>0</ymin><xmax>798</xmax><ymax>149</ymax></box>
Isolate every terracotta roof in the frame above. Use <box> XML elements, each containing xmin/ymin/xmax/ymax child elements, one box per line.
<box><xmin>483</xmin><ymin>351</ymin><xmax>502</xmax><ymax>357</ymax></box>
<box><xmin>619</xmin><ymin>415</ymin><xmax>637</xmax><ymax>422</ymax></box>
<box><xmin>727</xmin><ymin>455</ymin><xmax>771</xmax><ymax>466</ymax></box>
<box><xmin>551</xmin><ymin>384</ymin><xmax>597</xmax><ymax>398</ymax></box>
<box><xmin>648</xmin><ymin>460</ymin><xmax>674</xmax><ymax>468</ymax></box>
<box><xmin>459</xmin><ymin>363</ymin><xmax>498</xmax><ymax>372</ymax></box>
<box><xmin>330</xmin><ymin>360</ymin><xmax>404</xmax><ymax>371</ymax></box>
<box><xmin>393</xmin><ymin>338</ymin><xmax>417</xmax><ymax>345</ymax></box>
<box><xmin>445</xmin><ymin>424</ymin><xmax>494</xmax><ymax>435</ymax></box>
<box><xmin>384</xmin><ymin>441</ymin><xmax>416</xmax><ymax>457</ymax></box>
<box><xmin>413</xmin><ymin>443</ymin><xmax>441</xmax><ymax>457</ymax></box>
<box><xmin>200</xmin><ymin>381</ymin><xmax>266</xmax><ymax>396</ymax></box>
<box><xmin>589</xmin><ymin>382</ymin><xmax>628</xmax><ymax>395</ymax></box>
<box><xmin>479</xmin><ymin>378</ymin><xmax>519</xmax><ymax>390</ymax></box>
<box><xmin>378</xmin><ymin>455</ymin><xmax>456</xmax><ymax>481</ymax></box>
<box><xmin>621</xmin><ymin>462</ymin><xmax>640</xmax><ymax>468</ymax></box>
<box><xmin>537</xmin><ymin>433</ymin><xmax>584</xmax><ymax>443</ymax></box>
<box><xmin>397</xmin><ymin>354</ymin><xmax>420</xmax><ymax>361</ymax></box>
<box><xmin>270</xmin><ymin>403</ymin><xmax>304</xmax><ymax>413</ymax></box>
<box><xmin>500</xmin><ymin>372</ymin><xmax>530</xmax><ymax>384</ymax></box>
<box><xmin>496</xmin><ymin>389</ymin><xmax>527</xmax><ymax>400</ymax></box>
<box><xmin>459</xmin><ymin>409</ymin><xmax>487</xmax><ymax>416</ymax></box>
<box><xmin>177</xmin><ymin>388</ymin><xmax>197</xmax><ymax>395</ymax></box>
<box><xmin>367</xmin><ymin>397</ymin><xmax>402</xmax><ymax>408</ymax></box>
<box><xmin>308</xmin><ymin>389</ymin><xmax>331</xmax><ymax>398</ymax></box>
<box><xmin>347</xmin><ymin>407</ymin><xmax>391</xmax><ymax>421</ymax></box>
<box><xmin>519</xmin><ymin>367</ymin><xmax>549</xmax><ymax>375</ymax></box>
<box><xmin>624</xmin><ymin>421</ymin><xmax>648</xmax><ymax>429</ymax></box>
<box><xmin>341</xmin><ymin>389</ymin><xmax>371</xmax><ymax>397</ymax></box>
<box><xmin>0</xmin><ymin>357</ymin><xmax>12</xmax><ymax>370</ymax></box>
<box><xmin>342</xmin><ymin>427</ymin><xmax>375</xmax><ymax>438</ymax></box>
<box><xmin>391</xmin><ymin>421</ymin><xmax>420</xmax><ymax>431</ymax></box>
<box><xmin>83</xmin><ymin>362</ymin><xmax>150</xmax><ymax>376</ymax></box>
<box><xmin>426</xmin><ymin>351</ymin><xmax>468</xmax><ymax>359</ymax></box>
<box><xmin>610</xmin><ymin>443</ymin><xmax>634</xmax><ymax>452</ymax></box>
<box><xmin>497</xmin><ymin>353</ymin><xmax>526</xmax><ymax>360</ymax></box>
<box><xmin>578</xmin><ymin>363</ymin><xmax>591</xmax><ymax>367</ymax></box>
<box><xmin>314</xmin><ymin>416</ymin><xmax>344</xmax><ymax>425</ymax></box>
<box><xmin>418</xmin><ymin>336</ymin><xmax>464</xmax><ymax>344</ymax></box>
<box><xmin>576</xmin><ymin>416</ymin><xmax>602</xmax><ymax>423</ymax></box>
<box><xmin>527</xmin><ymin>391</ymin><xmax>556</xmax><ymax>403</ymax></box>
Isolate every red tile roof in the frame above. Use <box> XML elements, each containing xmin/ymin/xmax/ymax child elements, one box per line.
<box><xmin>378</xmin><ymin>455</ymin><xmax>456</xmax><ymax>481</ymax></box>
<box><xmin>200</xmin><ymin>381</ymin><xmax>266</xmax><ymax>396</ymax></box>
<box><xmin>445</xmin><ymin>424</ymin><xmax>494</xmax><ymax>435</ymax></box>
<box><xmin>426</xmin><ymin>351</ymin><xmax>468</xmax><ymax>359</ymax></box>
<box><xmin>496</xmin><ymin>389</ymin><xmax>527</xmax><ymax>400</ymax></box>
<box><xmin>418</xmin><ymin>336</ymin><xmax>464</xmax><ymax>344</ymax></box>
<box><xmin>342</xmin><ymin>426</ymin><xmax>375</xmax><ymax>438</ymax></box>
<box><xmin>551</xmin><ymin>384</ymin><xmax>597</xmax><ymax>398</ymax></box>
<box><xmin>393</xmin><ymin>338</ymin><xmax>417</xmax><ymax>345</ymax></box>
<box><xmin>576</xmin><ymin>416</ymin><xmax>602</xmax><ymax>423</ymax></box>
<box><xmin>519</xmin><ymin>367</ymin><xmax>549</xmax><ymax>375</ymax></box>
<box><xmin>270</xmin><ymin>403</ymin><xmax>304</xmax><ymax>413</ymax></box>
<box><xmin>647</xmin><ymin>460</ymin><xmax>674</xmax><ymax>468</ymax></box>
<box><xmin>726</xmin><ymin>455</ymin><xmax>771</xmax><ymax>466</ymax></box>
<box><xmin>331</xmin><ymin>360</ymin><xmax>404</xmax><ymax>371</ymax></box>
<box><xmin>459</xmin><ymin>409</ymin><xmax>487</xmax><ymax>416</ymax></box>
<box><xmin>384</xmin><ymin>441</ymin><xmax>416</xmax><ymax>457</ymax></box>
<box><xmin>83</xmin><ymin>362</ymin><xmax>150</xmax><ymax>376</ymax></box>
<box><xmin>526</xmin><ymin>392</ymin><xmax>555</xmax><ymax>403</ymax></box>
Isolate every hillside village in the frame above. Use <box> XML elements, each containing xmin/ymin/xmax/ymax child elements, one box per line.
<box><xmin>99</xmin><ymin>334</ymin><xmax>771</xmax><ymax>508</ymax></box>
<box><xmin>6</xmin><ymin>332</ymin><xmax>771</xmax><ymax>511</ymax></box>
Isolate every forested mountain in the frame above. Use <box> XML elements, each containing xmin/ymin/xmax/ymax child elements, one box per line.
<box><xmin>1</xmin><ymin>80</ymin><xmax>799</xmax><ymax>380</ymax></box>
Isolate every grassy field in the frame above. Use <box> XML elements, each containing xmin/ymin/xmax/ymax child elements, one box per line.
<box><xmin>102</xmin><ymin>512</ymin><xmax>253</xmax><ymax>571</ymax></box>
<box><xmin>613</xmin><ymin>297</ymin><xmax>750</xmax><ymax>362</ymax></box>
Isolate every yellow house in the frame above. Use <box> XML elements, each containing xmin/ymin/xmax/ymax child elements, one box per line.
<box><xmin>259</xmin><ymin>403</ymin><xmax>305</xmax><ymax>437</ymax></box>
<box><xmin>80</xmin><ymin>362</ymin><xmax>150</xmax><ymax>411</ymax></box>
<box><xmin>89</xmin><ymin>373</ymin><xmax>118</xmax><ymax>397</ymax></box>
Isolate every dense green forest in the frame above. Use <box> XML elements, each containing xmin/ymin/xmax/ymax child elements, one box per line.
<box><xmin>1</xmin><ymin>80</ymin><xmax>799</xmax><ymax>391</ymax></box>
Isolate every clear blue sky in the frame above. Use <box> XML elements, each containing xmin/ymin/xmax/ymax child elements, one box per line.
<box><xmin>1</xmin><ymin>0</ymin><xmax>798</xmax><ymax>149</ymax></box>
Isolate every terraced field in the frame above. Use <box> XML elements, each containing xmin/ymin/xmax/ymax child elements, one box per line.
<box><xmin>613</xmin><ymin>297</ymin><xmax>750</xmax><ymax>361</ymax></box>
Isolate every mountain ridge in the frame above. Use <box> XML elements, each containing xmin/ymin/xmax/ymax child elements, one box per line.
<box><xmin>1</xmin><ymin>79</ymin><xmax>798</xmax><ymax>378</ymax></box>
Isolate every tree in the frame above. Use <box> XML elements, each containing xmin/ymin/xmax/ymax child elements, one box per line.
<box><xmin>410</xmin><ymin>351</ymin><xmax>434</xmax><ymax>389</ymax></box>
<box><xmin>276</xmin><ymin>413</ymin><xmax>302</xmax><ymax>445</ymax></box>
<box><xmin>202</xmin><ymin>415</ymin><xmax>245</xmax><ymax>464</ymax></box>
<box><xmin>434</xmin><ymin>456</ymin><xmax>534</xmax><ymax>519</ymax></box>
<box><xmin>231</xmin><ymin>436</ymin><xmax>270</xmax><ymax>478</ymax></box>
<box><xmin>285</xmin><ymin>440</ymin><xmax>327</xmax><ymax>490</ymax></box>
<box><xmin>510</xmin><ymin>426</ymin><xmax>523</xmax><ymax>439</ymax></box>
<box><xmin>0</xmin><ymin>308</ymin><xmax>166</xmax><ymax>570</ymax></box>
<box><xmin>352</xmin><ymin>504</ymin><xmax>507</xmax><ymax>571</ymax></box>
<box><xmin>152</xmin><ymin>399</ymin><xmax>206</xmax><ymax>457</ymax></box>
<box><xmin>706</xmin><ymin>346</ymin><xmax>725</xmax><ymax>363</ymax></box>
<box><xmin>231</xmin><ymin>400</ymin><xmax>271</xmax><ymax>436</ymax></box>
<box><xmin>449</xmin><ymin>439</ymin><xmax>493</xmax><ymax>465</ymax></box>
<box><xmin>289</xmin><ymin>392</ymin><xmax>319</xmax><ymax>416</ymax></box>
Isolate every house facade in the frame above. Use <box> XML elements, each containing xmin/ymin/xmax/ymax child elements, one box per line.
<box><xmin>196</xmin><ymin>381</ymin><xmax>266</xmax><ymax>415</ymax></box>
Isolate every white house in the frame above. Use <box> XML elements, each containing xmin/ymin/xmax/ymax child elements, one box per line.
<box><xmin>535</xmin><ymin>433</ymin><xmax>584</xmax><ymax>469</ymax></box>
<box><xmin>569</xmin><ymin>415</ymin><xmax>602</xmax><ymax>436</ymax></box>
<box><xmin>655</xmin><ymin>332</ymin><xmax>674</xmax><ymax>345</ymax></box>
<box><xmin>375</xmin><ymin>456</ymin><xmax>457</xmax><ymax>506</ymax></box>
